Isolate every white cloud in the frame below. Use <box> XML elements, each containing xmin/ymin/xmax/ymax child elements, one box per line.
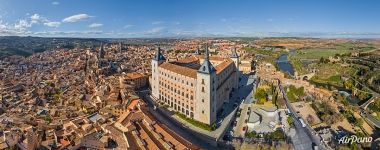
<box><xmin>0</xmin><ymin>19</ymin><xmax>28</xmax><ymax>35</ymax></box>
<box><xmin>221</xmin><ymin>18</ymin><xmax>227</xmax><ymax>22</ymax></box>
<box><xmin>152</xmin><ymin>21</ymin><xmax>163</xmax><ymax>25</ymax></box>
<box><xmin>88</xmin><ymin>23</ymin><xmax>103</xmax><ymax>28</ymax></box>
<box><xmin>123</xmin><ymin>24</ymin><xmax>135</xmax><ymax>28</ymax></box>
<box><xmin>14</xmin><ymin>19</ymin><xmax>32</xmax><ymax>31</ymax></box>
<box><xmin>147</xmin><ymin>27</ymin><xmax>165</xmax><ymax>34</ymax></box>
<box><xmin>44</xmin><ymin>21</ymin><xmax>61</xmax><ymax>27</ymax></box>
<box><xmin>52</xmin><ymin>1</ymin><xmax>59</xmax><ymax>5</ymax></box>
<box><xmin>62</xmin><ymin>14</ymin><xmax>92</xmax><ymax>23</ymax></box>
<box><xmin>267</xmin><ymin>18</ymin><xmax>274</xmax><ymax>22</ymax></box>
<box><xmin>30</xmin><ymin>14</ymin><xmax>42</xmax><ymax>23</ymax></box>
<box><xmin>29</xmin><ymin>13</ymin><xmax>61</xmax><ymax>27</ymax></box>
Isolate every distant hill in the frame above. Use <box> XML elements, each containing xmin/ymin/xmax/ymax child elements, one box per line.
<box><xmin>0</xmin><ymin>36</ymin><xmax>103</xmax><ymax>58</ymax></box>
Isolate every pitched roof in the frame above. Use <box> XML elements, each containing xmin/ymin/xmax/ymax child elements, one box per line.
<box><xmin>159</xmin><ymin>62</ymin><xmax>197</xmax><ymax>78</ymax></box>
<box><xmin>215</xmin><ymin>59</ymin><xmax>234</xmax><ymax>74</ymax></box>
<box><xmin>198</xmin><ymin>45</ymin><xmax>216</xmax><ymax>74</ymax></box>
<box><xmin>198</xmin><ymin>60</ymin><xmax>216</xmax><ymax>74</ymax></box>
<box><xmin>126</xmin><ymin>72</ymin><xmax>145</xmax><ymax>79</ymax></box>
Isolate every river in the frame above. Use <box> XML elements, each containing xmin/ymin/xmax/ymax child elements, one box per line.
<box><xmin>276</xmin><ymin>54</ymin><xmax>295</xmax><ymax>76</ymax></box>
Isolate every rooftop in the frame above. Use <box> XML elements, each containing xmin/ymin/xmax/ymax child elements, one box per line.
<box><xmin>159</xmin><ymin>54</ymin><xmax>234</xmax><ymax>78</ymax></box>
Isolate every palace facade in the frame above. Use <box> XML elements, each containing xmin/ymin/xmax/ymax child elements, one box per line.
<box><xmin>151</xmin><ymin>45</ymin><xmax>240</xmax><ymax>125</ymax></box>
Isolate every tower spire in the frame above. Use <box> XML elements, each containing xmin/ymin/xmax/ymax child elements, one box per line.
<box><xmin>198</xmin><ymin>44</ymin><xmax>215</xmax><ymax>74</ymax></box>
<box><xmin>205</xmin><ymin>44</ymin><xmax>209</xmax><ymax>60</ymax></box>
<box><xmin>99</xmin><ymin>42</ymin><xmax>105</xmax><ymax>59</ymax></box>
<box><xmin>194</xmin><ymin>45</ymin><xmax>201</xmax><ymax>55</ymax></box>
<box><xmin>153</xmin><ymin>46</ymin><xmax>166</xmax><ymax>61</ymax></box>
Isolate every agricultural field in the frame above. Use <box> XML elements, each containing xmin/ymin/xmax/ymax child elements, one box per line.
<box><xmin>309</xmin><ymin>63</ymin><xmax>354</xmax><ymax>88</ymax></box>
<box><xmin>289</xmin><ymin>41</ymin><xmax>376</xmax><ymax>59</ymax></box>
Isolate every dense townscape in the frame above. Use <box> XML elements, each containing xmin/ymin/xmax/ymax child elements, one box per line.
<box><xmin>0</xmin><ymin>37</ymin><xmax>379</xmax><ymax>150</ymax></box>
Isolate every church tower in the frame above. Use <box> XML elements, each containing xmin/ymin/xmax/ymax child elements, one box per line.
<box><xmin>151</xmin><ymin>47</ymin><xmax>166</xmax><ymax>100</ymax></box>
<box><xmin>99</xmin><ymin>42</ymin><xmax>105</xmax><ymax>59</ymax></box>
<box><xmin>195</xmin><ymin>44</ymin><xmax>217</xmax><ymax>125</ymax></box>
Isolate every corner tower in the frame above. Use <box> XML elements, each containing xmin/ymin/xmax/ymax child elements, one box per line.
<box><xmin>230</xmin><ymin>47</ymin><xmax>240</xmax><ymax>90</ymax></box>
<box><xmin>230</xmin><ymin>47</ymin><xmax>239</xmax><ymax>69</ymax></box>
<box><xmin>151</xmin><ymin>47</ymin><xmax>166</xmax><ymax>100</ymax></box>
<box><xmin>195</xmin><ymin>45</ymin><xmax>217</xmax><ymax>125</ymax></box>
<box><xmin>194</xmin><ymin>45</ymin><xmax>201</xmax><ymax>55</ymax></box>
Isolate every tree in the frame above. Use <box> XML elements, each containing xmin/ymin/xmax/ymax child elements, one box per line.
<box><xmin>319</xmin><ymin>57</ymin><xmax>329</xmax><ymax>64</ymax></box>
<box><xmin>287</xmin><ymin>116</ymin><xmax>295</xmax><ymax>126</ymax></box>
<box><xmin>254</xmin><ymin>88</ymin><xmax>267</xmax><ymax>101</ymax></box>
<box><xmin>355</xmin><ymin>118</ymin><xmax>364</xmax><ymax>127</ymax></box>
<box><xmin>306</xmin><ymin>114</ymin><xmax>315</xmax><ymax>125</ymax></box>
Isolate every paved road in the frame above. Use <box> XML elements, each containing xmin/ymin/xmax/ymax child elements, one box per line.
<box><xmin>362</xmin><ymin>110</ymin><xmax>380</xmax><ymax>129</ymax></box>
<box><xmin>233</xmin><ymin>74</ymin><xmax>257</xmax><ymax>137</ymax></box>
<box><xmin>234</xmin><ymin>103</ymin><xmax>249</xmax><ymax>137</ymax></box>
<box><xmin>278</xmin><ymin>81</ymin><xmax>329</xmax><ymax>150</ymax></box>
<box><xmin>346</xmin><ymin>76</ymin><xmax>380</xmax><ymax>128</ymax></box>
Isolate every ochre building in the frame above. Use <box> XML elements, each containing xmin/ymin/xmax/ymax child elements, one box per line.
<box><xmin>151</xmin><ymin>45</ymin><xmax>240</xmax><ymax>125</ymax></box>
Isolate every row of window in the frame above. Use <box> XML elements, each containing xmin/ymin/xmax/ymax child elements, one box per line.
<box><xmin>159</xmin><ymin>80</ymin><xmax>194</xmax><ymax>100</ymax></box>
<box><xmin>161</xmin><ymin>96</ymin><xmax>194</xmax><ymax>118</ymax></box>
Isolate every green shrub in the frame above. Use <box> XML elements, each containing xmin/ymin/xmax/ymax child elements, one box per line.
<box><xmin>287</xmin><ymin>116</ymin><xmax>295</xmax><ymax>126</ymax></box>
<box><xmin>175</xmin><ymin>112</ymin><xmax>215</xmax><ymax>131</ymax></box>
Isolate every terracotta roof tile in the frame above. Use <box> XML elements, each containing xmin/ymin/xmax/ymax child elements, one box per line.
<box><xmin>215</xmin><ymin>59</ymin><xmax>234</xmax><ymax>74</ymax></box>
<box><xmin>159</xmin><ymin>62</ymin><xmax>197</xmax><ymax>79</ymax></box>
<box><xmin>126</xmin><ymin>72</ymin><xmax>145</xmax><ymax>79</ymax></box>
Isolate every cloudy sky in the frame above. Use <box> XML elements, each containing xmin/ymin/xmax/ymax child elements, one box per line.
<box><xmin>0</xmin><ymin>0</ymin><xmax>380</xmax><ymax>38</ymax></box>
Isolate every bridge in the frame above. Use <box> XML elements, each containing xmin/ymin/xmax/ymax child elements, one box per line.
<box><xmin>296</xmin><ymin>73</ymin><xmax>315</xmax><ymax>80</ymax></box>
<box><xmin>294</xmin><ymin>69</ymin><xmax>316</xmax><ymax>81</ymax></box>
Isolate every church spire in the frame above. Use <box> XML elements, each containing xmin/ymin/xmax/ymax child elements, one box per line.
<box><xmin>99</xmin><ymin>42</ymin><xmax>105</xmax><ymax>59</ymax></box>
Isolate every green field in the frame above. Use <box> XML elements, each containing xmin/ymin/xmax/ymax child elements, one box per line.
<box><xmin>291</xmin><ymin>42</ymin><xmax>376</xmax><ymax>59</ymax></box>
<box><xmin>291</xmin><ymin>48</ymin><xmax>351</xmax><ymax>59</ymax></box>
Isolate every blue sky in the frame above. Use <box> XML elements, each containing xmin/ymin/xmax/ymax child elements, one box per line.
<box><xmin>0</xmin><ymin>0</ymin><xmax>379</xmax><ymax>38</ymax></box>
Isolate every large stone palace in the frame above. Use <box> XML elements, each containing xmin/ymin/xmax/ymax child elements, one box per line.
<box><xmin>151</xmin><ymin>45</ymin><xmax>240</xmax><ymax>125</ymax></box>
